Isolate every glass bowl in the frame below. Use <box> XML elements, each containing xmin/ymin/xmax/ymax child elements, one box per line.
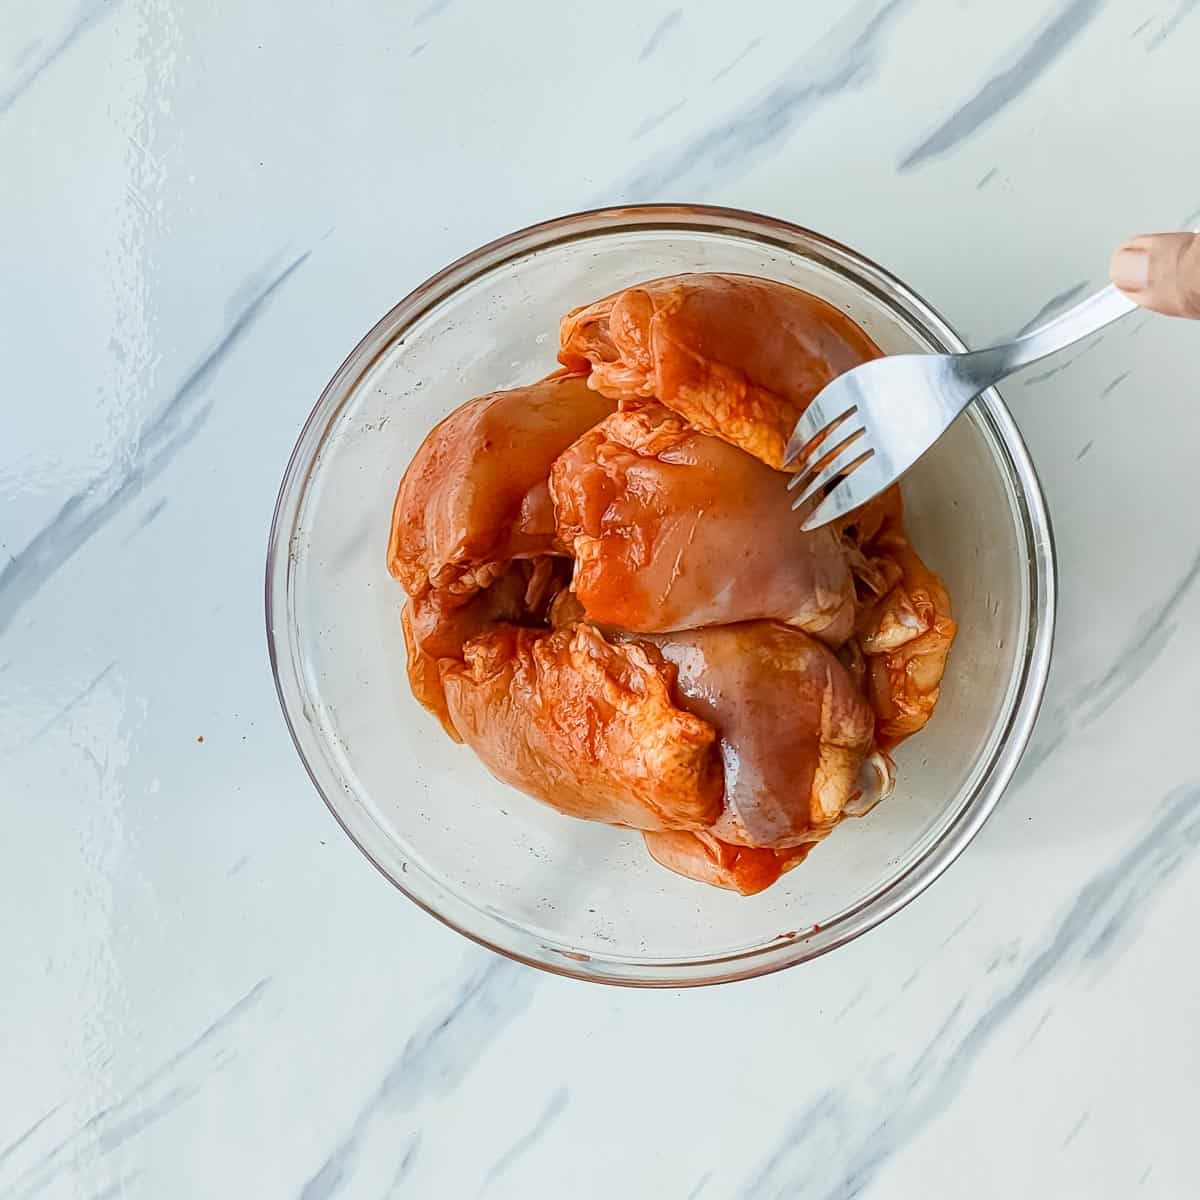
<box><xmin>266</xmin><ymin>205</ymin><xmax>1055</xmax><ymax>986</ymax></box>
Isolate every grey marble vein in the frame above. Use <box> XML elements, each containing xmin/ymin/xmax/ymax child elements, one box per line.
<box><xmin>686</xmin><ymin>1170</ymin><xmax>714</xmax><ymax>1200</ymax></box>
<box><xmin>609</xmin><ymin>0</ymin><xmax>910</xmax><ymax>201</ymax></box>
<box><xmin>27</xmin><ymin>661</ymin><xmax>117</xmax><ymax>744</ymax></box>
<box><xmin>0</xmin><ymin>250</ymin><xmax>310</xmax><ymax>640</ymax></box>
<box><xmin>412</xmin><ymin>0</ymin><xmax>453</xmax><ymax>25</ymax></box>
<box><xmin>89</xmin><ymin>1172</ymin><xmax>142</xmax><ymax>1200</ymax></box>
<box><xmin>740</xmin><ymin>1093</ymin><xmax>841</xmax><ymax>1199</ymax></box>
<box><xmin>93</xmin><ymin>1085</ymin><xmax>196</xmax><ymax>1154</ymax></box>
<box><xmin>710</xmin><ymin>37</ymin><xmax>761</xmax><ymax>83</ymax></box>
<box><xmin>742</xmin><ymin>783</ymin><xmax>1200</xmax><ymax>1200</ymax></box>
<box><xmin>227</xmin><ymin>854</ymin><xmax>251</xmax><ymax>877</ymax></box>
<box><xmin>1</xmin><ymin>980</ymin><xmax>270</xmax><ymax>1199</ymax></box>
<box><xmin>899</xmin><ymin>0</ymin><xmax>1105</xmax><ymax>171</ymax></box>
<box><xmin>834</xmin><ymin>983</ymin><xmax>868</xmax><ymax>1022</ymax></box>
<box><xmin>1148</xmin><ymin>0</ymin><xmax>1200</xmax><ymax>48</ymax></box>
<box><xmin>1100</xmin><ymin>371</ymin><xmax>1130</xmax><ymax>397</ymax></box>
<box><xmin>939</xmin><ymin>902</ymin><xmax>982</xmax><ymax>948</ymax></box>
<box><xmin>1075</xmin><ymin>439</ymin><xmax>1093</xmax><ymax>460</ymax></box>
<box><xmin>976</xmin><ymin>166</ymin><xmax>999</xmax><ymax>190</ymax></box>
<box><xmin>1022</xmin><ymin>360</ymin><xmax>1074</xmax><ymax>386</ymax></box>
<box><xmin>0</xmin><ymin>1106</ymin><xmax>63</xmax><ymax>1172</ymax></box>
<box><xmin>120</xmin><ymin>497</ymin><xmax>168</xmax><ymax>546</ymax></box>
<box><xmin>12</xmin><ymin>39</ymin><xmax>42</xmax><ymax>69</ymax></box>
<box><xmin>1061</xmin><ymin>1109</ymin><xmax>1089</xmax><ymax>1148</ymax></box>
<box><xmin>1015</xmin><ymin>280</ymin><xmax>1089</xmax><ymax>336</ymax></box>
<box><xmin>1013</xmin><ymin>1006</ymin><xmax>1053</xmax><ymax>1056</ymax></box>
<box><xmin>0</xmin><ymin>0</ymin><xmax>122</xmax><ymax>117</ymax></box>
<box><xmin>410</xmin><ymin>41</ymin><xmax>428</xmax><ymax>57</ymax></box>
<box><xmin>479</xmin><ymin>1086</ymin><xmax>568</xmax><ymax>1193</ymax></box>
<box><xmin>1018</xmin><ymin>543</ymin><xmax>1200</xmax><ymax>781</ymax></box>
<box><xmin>633</xmin><ymin>99</ymin><xmax>686</xmax><ymax>140</ymax></box>
<box><xmin>638</xmin><ymin>10</ymin><xmax>682</xmax><ymax>61</ymax></box>
<box><xmin>1075</xmin><ymin>550</ymin><xmax>1200</xmax><ymax>728</ymax></box>
<box><xmin>1130</xmin><ymin>17</ymin><xmax>1154</xmax><ymax>38</ymax></box>
<box><xmin>299</xmin><ymin>957</ymin><xmax>534</xmax><ymax>1200</ymax></box>
<box><xmin>385</xmin><ymin>1134</ymin><xmax>421</xmax><ymax>1197</ymax></box>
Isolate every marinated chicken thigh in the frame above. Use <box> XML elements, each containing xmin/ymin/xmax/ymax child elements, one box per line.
<box><xmin>439</xmin><ymin>623</ymin><xmax>724</xmax><ymax>831</ymax></box>
<box><xmin>389</xmin><ymin>373</ymin><xmax>612</xmax><ymax>720</ymax></box>
<box><xmin>639</xmin><ymin>622</ymin><xmax>875</xmax><ymax>849</ymax></box>
<box><xmin>551</xmin><ymin>404</ymin><xmax>854</xmax><ymax>641</ymax></box>
<box><xmin>559</xmin><ymin>273</ymin><xmax>881</xmax><ymax>469</ymax></box>
<box><xmin>387</xmin><ymin>372</ymin><xmax>614</xmax><ymax>602</ymax></box>
<box><xmin>401</xmin><ymin>557</ymin><xmax>570</xmax><ymax>731</ymax></box>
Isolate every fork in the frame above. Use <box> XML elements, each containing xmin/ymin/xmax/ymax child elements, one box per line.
<box><xmin>785</xmin><ymin>283</ymin><xmax>1139</xmax><ymax>530</ymax></box>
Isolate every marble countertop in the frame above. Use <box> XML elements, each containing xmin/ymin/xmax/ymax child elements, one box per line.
<box><xmin>5</xmin><ymin>1</ymin><xmax>1200</xmax><ymax>1196</ymax></box>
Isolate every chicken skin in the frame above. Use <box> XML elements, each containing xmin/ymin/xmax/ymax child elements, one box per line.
<box><xmin>439</xmin><ymin>623</ymin><xmax>724</xmax><ymax>831</ymax></box>
<box><xmin>640</xmin><ymin>622</ymin><xmax>875</xmax><ymax>849</ymax></box>
<box><xmin>551</xmin><ymin>404</ymin><xmax>854</xmax><ymax>642</ymax></box>
<box><xmin>389</xmin><ymin>374</ymin><xmax>612</xmax><ymax>722</ymax></box>
<box><xmin>559</xmin><ymin>273</ymin><xmax>881</xmax><ymax>469</ymax></box>
<box><xmin>642</xmin><ymin>831</ymin><xmax>810</xmax><ymax>897</ymax></box>
<box><xmin>857</xmin><ymin>538</ymin><xmax>956</xmax><ymax>747</ymax></box>
<box><xmin>387</xmin><ymin>372</ymin><xmax>614</xmax><ymax>602</ymax></box>
<box><xmin>839</xmin><ymin>487</ymin><xmax>956</xmax><ymax>747</ymax></box>
<box><xmin>401</xmin><ymin>558</ymin><xmax>570</xmax><ymax>735</ymax></box>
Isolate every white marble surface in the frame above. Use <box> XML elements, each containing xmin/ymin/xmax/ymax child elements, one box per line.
<box><xmin>4</xmin><ymin>1</ymin><xmax>1200</xmax><ymax>1196</ymax></box>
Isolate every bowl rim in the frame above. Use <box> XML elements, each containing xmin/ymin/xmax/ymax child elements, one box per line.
<box><xmin>265</xmin><ymin>203</ymin><xmax>1057</xmax><ymax>987</ymax></box>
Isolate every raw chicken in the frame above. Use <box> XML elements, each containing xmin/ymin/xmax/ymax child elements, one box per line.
<box><xmin>551</xmin><ymin>404</ymin><xmax>854</xmax><ymax>641</ymax></box>
<box><xmin>838</xmin><ymin>483</ymin><xmax>904</xmax><ymax>548</ymax></box>
<box><xmin>638</xmin><ymin>622</ymin><xmax>875</xmax><ymax>849</ymax></box>
<box><xmin>439</xmin><ymin>623</ymin><xmax>724</xmax><ymax>831</ymax></box>
<box><xmin>836</xmin><ymin>486</ymin><xmax>956</xmax><ymax>746</ymax></box>
<box><xmin>642</xmin><ymin>830</ymin><xmax>810</xmax><ymax>897</ymax></box>
<box><xmin>857</xmin><ymin>538</ymin><xmax>956</xmax><ymax>747</ymax></box>
<box><xmin>387</xmin><ymin>372</ymin><xmax>614</xmax><ymax>602</ymax></box>
<box><xmin>406</xmin><ymin>558</ymin><xmax>563</xmax><ymax>659</ymax></box>
<box><xmin>385</xmin><ymin>275</ymin><xmax>957</xmax><ymax>898</ymax></box>
<box><xmin>559</xmin><ymin>273</ymin><xmax>881</xmax><ymax>469</ymax></box>
<box><xmin>402</xmin><ymin>558</ymin><xmax>570</xmax><ymax>731</ymax></box>
<box><xmin>389</xmin><ymin>372</ymin><xmax>612</xmax><ymax>724</ymax></box>
<box><xmin>402</xmin><ymin>604</ymin><xmax>459</xmax><ymax>740</ymax></box>
<box><xmin>837</xmin><ymin>484</ymin><xmax>906</xmax><ymax>597</ymax></box>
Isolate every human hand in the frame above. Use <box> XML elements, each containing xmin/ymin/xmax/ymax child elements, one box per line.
<box><xmin>1110</xmin><ymin>233</ymin><xmax>1200</xmax><ymax>317</ymax></box>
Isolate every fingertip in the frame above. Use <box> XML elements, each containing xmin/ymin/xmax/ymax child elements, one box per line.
<box><xmin>1110</xmin><ymin>232</ymin><xmax>1200</xmax><ymax>318</ymax></box>
<box><xmin>1110</xmin><ymin>243</ymin><xmax>1150</xmax><ymax>294</ymax></box>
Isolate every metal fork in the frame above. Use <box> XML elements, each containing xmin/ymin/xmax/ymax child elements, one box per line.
<box><xmin>785</xmin><ymin>283</ymin><xmax>1138</xmax><ymax>530</ymax></box>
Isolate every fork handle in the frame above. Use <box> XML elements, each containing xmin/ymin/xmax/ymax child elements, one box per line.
<box><xmin>956</xmin><ymin>284</ymin><xmax>1138</xmax><ymax>390</ymax></box>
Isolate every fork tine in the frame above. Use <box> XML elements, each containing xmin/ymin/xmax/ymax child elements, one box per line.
<box><xmin>790</xmin><ymin>445</ymin><xmax>874</xmax><ymax>513</ymax></box>
<box><xmin>799</xmin><ymin>471</ymin><xmax>878</xmax><ymax>531</ymax></box>
<box><xmin>783</xmin><ymin>403</ymin><xmax>857</xmax><ymax>468</ymax></box>
<box><xmin>786</xmin><ymin>424</ymin><xmax>867</xmax><ymax>492</ymax></box>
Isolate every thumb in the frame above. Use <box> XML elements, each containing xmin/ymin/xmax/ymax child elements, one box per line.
<box><xmin>1110</xmin><ymin>232</ymin><xmax>1200</xmax><ymax>318</ymax></box>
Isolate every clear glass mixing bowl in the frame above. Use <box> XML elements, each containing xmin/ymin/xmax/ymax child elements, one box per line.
<box><xmin>266</xmin><ymin>205</ymin><xmax>1055</xmax><ymax>986</ymax></box>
